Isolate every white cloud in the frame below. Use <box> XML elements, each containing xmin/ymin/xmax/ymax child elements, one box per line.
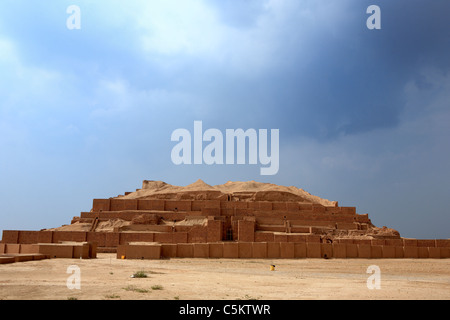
<box><xmin>88</xmin><ymin>77</ymin><xmax>205</xmax><ymax>118</ymax></box>
<box><xmin>0</xmin><ymin>36</ymin><xmax>64</xmax><ymax>114</ymax></box>
<box><xmin>132</xmin><ymin>0</ymin><xmax>337</xmax><ymax>76</ymax></box>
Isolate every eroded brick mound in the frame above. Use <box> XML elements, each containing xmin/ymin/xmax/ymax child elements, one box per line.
<box><xmin>4</xmin><ymin>179</ymin><xmax>449</xmax><ymax>259</ymax></box>
<box><xmin>119</xmin><ymin>179</ymin><xmax>338</xmax><ymax>206</ymax></box>
<box><xmin>46</xmin><ymin>179</ymin><xmax>398</xmax><ymax>240</ymax></box>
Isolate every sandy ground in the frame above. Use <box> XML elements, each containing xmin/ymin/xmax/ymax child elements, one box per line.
<box><xmin>0</xmin><ymin>253</ymin><xmax>449</xmax><ymax>300</ymax></box>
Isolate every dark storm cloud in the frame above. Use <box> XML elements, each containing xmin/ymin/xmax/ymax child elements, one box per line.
<box><xmin>198</xmin><ymin>0</ymin><xmax>450</xmax><ymax>140</ymax></box>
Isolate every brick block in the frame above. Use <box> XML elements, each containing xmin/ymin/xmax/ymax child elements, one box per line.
<box><xmin>161</xmin><ymin>244</ymin><xmax>177</xmax><ymax>258</ymax></box>
<box><xmin>18</xmin><ymin>231</ymin><xmax>39</xmax><ymax>244</ymax></box>
<box><xmin>20</xmin><ymin>244</ymin><xmax>39</xmax><ymax>254</ymax></box>
<box><xmin>154</xmin><ymin>233</ymin><xmax>173</xmax><ymax>243</ymax></box>
<box><xmin>53</xmin><ymin>231</ymin><xmax>87</xmax><ymax>243</ymax></box>
<box><xmin>290</xmin><ymin>227</ymin><xmax>310</xmax><ymax>234</ymax></box>
<box><xmin>1</xmin><ymin>231</ymin><xmax>19</xmax><ymax>244</ymax></box>
<box><xmin>345</xmin><ymin>244</ymin><xmax>358</xmax><ymax>258</ymax></box>
<box><xmin>188</xmin><ymin>226</ymin><xmax>207</xmax><ymax>243</ymax></box>
<box><xmin>259</xmin><ymin>202</ymin><xmax>272</xmax><ymax>211</ymax></box>
<box><xmin>6</xmin><ymin>244</ymin><xmax>21</xmax><ymax>254</ymax></box>
<box><xmin>273</xmin><ymin>233</ymin><xmax>288</xmax><ymax>242</ymax></box>
<box><xmin>165</xmin><ymin>200</ymin><xmax>192</xmax><ymax>212</ymax></box>
<box><xmin>110</xmin><ymin>199</ymin><xmax>138</xmax><ymax>211</ymax></box>
<box><xmin>172</xmin><ymin>232</ymin><xmax>187</xmax><ymax>244</ymax></box>
<box><xmin>382</xmin><ymin>246</ymin><xmax>396</xmax><ymax>258</ymax></box>
<box><xmin>298</xmin><ymin>203</ymin><xmax>313</xmax><ymax>211</ymax></box>
<box><xmin>14</xmin><ymin>255</ymin><xmax>35</xmax><ymax>263</ymax></box>
<box><xmin>116</xmin><ymin>245</ymin><xmax>126</xmax><ymax>259</ymax></box>
<box><xmin>207</xmin><ymin>220</ymin><xmax>222</xmax><ymax>242</ymax></box>
<box><xmin>238</xmin><ymin>220</ymin><xmax>255</xmax><ymax>242</ymax></box>
<box><xmin>417</xmin><ymin>240</ymin><xmax>436</xmax><ymax>247</ymax></box>
<box><xmin>86</xmin><ymin>232</ymin><xmax>106</xmax><ymax>247</ymax></box>
<box><xmin>272</xmin><ymin>202</ymin><xmax>287</xmax><ymax>211</ymax></box>
<box><xmin>251</xmin><ymin>242</ymin><xmax>267</xmax><ymax>258</ymax></box>
<box><xmin>395</xmin><ymin>246</ymin><xmax>404</xmax><ymax>258</ymax></box>
<box><xmin>193</xmin><ymin>243</ymin><xmax>209</xmax><ymax>258</ymax></box>
<box><xmin>371</xmin><ymin>239</ymin><xmax>385</xmax><ymax>246</ymax></box>
<box><xmin>209</xmin><ymin>243</ymin><xmax>224</xmax><ymax>258</ymax></box>
<box><xmin>177</xmin><ymin>244</ymin><xmax>194</xmax><ymax>258</ymax></box>
<box><xmin>435</xmin><ymin>240</ymin><xmax>450</xmax><ymax>247</ymax></box>
<box><xmin>370</xmin><ymin>245</ymin><xmax>383</xmax><ymax>258</ymax></box>
<box><xmin>223</xmin><ymin>242</ymin><xmax>239</xmax><ymax>258</ymax></box>
<box><xmin>440</xmin><ymin>247</ymin><xmax>450</xmax><ymax>258</ymax></box>
<box><xmin>385</xmin><ymin>239</ymin><xmax>403</xmax><ymax>247</ymax></box>
<box><xmin>125</xmin><ymin>244</ymin><xmax>161</xmax><ymax>259</ymax></box>
<box><xmin>267</xmin><ymin>242</ymin><xmax>281</xmax><ymax>258</ymax></box>
<box><xmin>354</xmin><ymin>239</ymin><xmax>371</xmax><ymax>245</ymax></box>
<box><xmin>92</xmin><ymin>199</ymin><xmax>111</xmax><ymax>211</ymax></box>
<box><xmin>306</xmin><ymin>235</ymin><xmax>321</xmax><ymax>243</ymax></box>
<box><xmin>89</xmin><ymin>242</ymin><xmax>97</xmax><ymax>258</ymax></box>
<box><xmin>38</xmin><ymin>244</ymin><xmax>74</xmax><ymax>258</ymax></box>
<box><xmin>119</xmin><ymin>233</ymin><xmax>143</xmax><ymax>245</ymax></box>
<box><xmin>0</xmin><ymin>257</ymin><xmax>16</xmax><ymax>264</ymax></box>
<box><xmin>37</xmin><ymin>231</ymin><xmax>53</xmax><ymax>244</ymax></box>
<box><xmin>255</xmin><ymin>232</ymin><xmax>274</xmax><ymax>242</ymax></box>
<box><xmin>312</xmin><ymin>205</ymin><xmax>325</xmax><ymax>213</ymax></box>
<box><xmin>238</xmin><ymin>242</ymin><xmax>253</xmax><ymax>258</ymax></box>
<box><xmin>428</xmin><ymin>247</ymin><xmax>440</xmax><ymax>259</ymax></box>
<box><xmin>137</xmin><ymin>233</ymin><xmax>155</xmax><ymax>243</ymax></box>
<box><xmin>294</xmin><ymin>243</ymin><xmax>307</xmax><ymax>258</ymax></box>
<box><xmin>106</xmin><ymin>233</ymin><xmax>120</xmax><ymax>247</ymax></box>
<box><xmin>336</xmin><ymin>222</ymin><xmax>358</xmax><ymax>230</ymax></box>
<box><xmin>73</xmin><ymin>243</ymin><xmax>91</xmax><ymax>259</ymax></box>
<box><xmin>306</xmin><ymin>243</ymin><xmax>321</xmax><ymax>258</ymax></box>
<box><xmin>0</xmin><ymin>243</ymin><xmax>4</xmax><ymax>253</ymax></box>
<box><xmin>418</xmin><ymin>247</ymin><xmax>429</xmax><ymax>258</ymax></box>
<box><xmin>357</xmin><ymin>244</ymin><xmax>371</xmax><ymax>258</ymax></box>
<box><xmin>138</xmin><ymin>199</ymin><xmax>165</xmax><ymax>211</ymax></box>
<box><xmin>287</xmin><ymin>234</ymin><xmax>307</xmax><ymax>243</ymax></box>
<box><xmin>403</xmin><ymin>239</ymin><xmax>418</xmax><ymax>247</ymax></box>
<box><xmin>280</xmin><ymin>242</ymin><xmax>295</xmax><ymax>259</ymax></box>
<box><xmin>202</xmin><ymin>208</ymin><xmax>221</xmax><ymax>216</ymax></box>
<box><xmin>203</xmin><ymin>200</ymin><xmax>221</xmax><ymax>209</ymax></box>
<box><xmin>332</xmin><ymin>243</ymin><xmax>346</xmax><ymax>258</ymax></box>
<box><xmin>321</xmin><ymin>243</ymin><xmax>333</xmax><ymax>259</ymax></box>
<box><xmin>341</xmin><ymin>207</ymin><xmax>356</xmax><ymax>215</ymax></box>
<box><xmin>404</xmin><ymin>246</ymin><xmax>419</xmax><ymax>258</ymax></box>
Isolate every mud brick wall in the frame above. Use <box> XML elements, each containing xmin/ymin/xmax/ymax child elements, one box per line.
<box><xmin>138</xmin><ymin>200</ymin><xmax>165</xmax><ymax>211</ymax></box>
<box><xmin>238</xmin><ymin>220</ymin><xmax>255</xmax><ymax>242</ymax></box>
<box><xmin>52</xmin><ymin>231</ymin><xmax>87</xmax><ymax>243</ymax></box>
<box><xmin>207</xmin><ymin>219</ymin><xmax>222</xmax><ymax>242</ymax></box>
<box><xmin>118</xmin><ymin>241</ymin><xmax>450</xmax><ymax>259</ymax></box>
<box><xmin>92</xmin><ymin>199</ymin><xmax>111</xmax><ymax>211</ymax></box>
<box><xmin>110</xmin><ymin>199</ymin><xmax>138</xmax><ymax>211</ymax></box>
<box><xmin>165</xmin><ymin>200</ymin><xmax>192</xmax><ymax>212</ymax></box>
<box><xmin>1</xmin><ymin>230</ymin><xmax>19</xmax><ymax>243</ymax></box>
<box><xmin>188</xmin><ymin>225</ymin><xmax>207</xmax><ymax>243</ymax></box>
<box><xmin>116</xmin><ymin>244</ymin><xmax>161</xmax><ymax>259</ymax></box>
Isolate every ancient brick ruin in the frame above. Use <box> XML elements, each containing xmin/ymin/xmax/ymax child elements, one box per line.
<box><xmin>1</xmin><ymin>180</ymin><xmax>449</xmax><ymax>261</ymax></box>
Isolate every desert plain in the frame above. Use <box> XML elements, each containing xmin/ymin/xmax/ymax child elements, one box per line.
<box><xmin>0</xmin><ymin>253</ymin><xmax>449</xmax><ymax>300</ymax></box>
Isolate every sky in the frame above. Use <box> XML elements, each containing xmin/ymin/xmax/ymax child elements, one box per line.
<box><xmin>0</xmin><ymin>0</ymin><xmax>449</xmax><ymax>239</ymax></box>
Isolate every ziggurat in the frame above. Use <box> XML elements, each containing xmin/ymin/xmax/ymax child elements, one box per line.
<box><xmin>1</xmin><ymin>180</ymin><xmax>449</xmax><ymax>261</ymax></box>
